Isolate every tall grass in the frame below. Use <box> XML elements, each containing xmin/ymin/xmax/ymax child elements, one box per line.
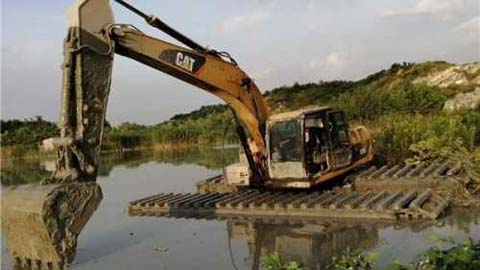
<box><xmin>104</xmin><ymin>110</ymin><xmax>238</xmax><ymax>150</ymax></box>
<box><xmin>332</xmin><ymin>82</ymin><xmax>453</xmax><ymax>121</ymax></box>
<box><xmin>372</xmin><ymin>111</ymin><xmax>480</xmax><ymax>164</ymax></box>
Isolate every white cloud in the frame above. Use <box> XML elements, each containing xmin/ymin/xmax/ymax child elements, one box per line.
<box><xmin>220</xmin><ymin>10</ymin><xmax>271</xmax><ymax>34</ymax></box>
<box><xmin>381</xmin><ymin>0</ymin><xmax>466</xmax><ymax>21</ymax></box>
<box><xmin>456</xmin><ymin>16</ymin><xmax>480</xmax><ymax>32</ymax></box>
<box><xmin>300</xmin><ymin>50</ymin><xmax>353</xmax><ymax>82</ymax></box>
<box><xmin>325</xmin><ymin>51</ymin><xmax>351</xmax><ymax>68</ymax></box>
<box><xmin>303</xmin><ymin>51</ymin><xmax>352</xmax><ymax>72</ymax></box>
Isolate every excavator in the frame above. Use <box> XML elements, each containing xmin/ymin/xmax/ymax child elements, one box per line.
<box><xmin>3</xmin><ymin>0</ymin><xmax>431</xmax><ymax>269</ymax></box>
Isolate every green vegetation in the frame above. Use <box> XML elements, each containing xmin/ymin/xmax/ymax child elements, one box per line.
<box><xmin>2</xmin><ymin>61</ymin><xmax>479</xmax><ymax>167</ymax></box>
<box><xmin>372</xmin><ymin>110</ymin><xmax>480</xmax><ymax>164</ymax></box>
<box><xmin>261</xmin><ymin>238</ymin><xmax>480</xmax><ymax>270</ymax></box>
<box><xmin>331</xmin><ymin>238</ymin><xmax>480</xmax><ymax>270</ymax></box>
<box><xmin>261</xmin><ymin>252</ymin><xmax>304</xmax><ymax>270</ymax></box>
<box><xmin>104</xmin><ymin>108</ymin><xmax>236</xmax><ymax>150</ymax></box>
<box><xmin>331</xmin><ymin>248</ymin><xmax>377</xmax><ymax>270</ymax></box>
<box><xmin>1</xmin><ymin>116</ymin><xmax>58</xmax><ymax>146</ymax></box>
<box><xmin>333</xmin><ymin>82</ymin><xmax>453</xmax><ymax>120</ymax></box>
<box><xmin>1</xmin><ymin>116</ymin><xmax>59</xmax><ymax>157</ymax></box>
<box><xmin>264</xmin><ymin>81</ymin><xmax>357</xmax><ymax>112</ymax></box>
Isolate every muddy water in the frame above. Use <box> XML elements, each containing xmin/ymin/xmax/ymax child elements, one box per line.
<box><xmin>1</xmin><ymin>148</ymin><xmax>480</xmax><ymax>270</ymax></box>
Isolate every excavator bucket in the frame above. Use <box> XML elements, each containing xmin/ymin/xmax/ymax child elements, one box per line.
<box><xmin>2</xmin><ymin>0</ymin><xmax>114</xmax><ymax>269</ymax></box>
<box><xmin>2</xmin><ymin>183</ymin><xmax>103</xmax><ymax>269</ymax></box>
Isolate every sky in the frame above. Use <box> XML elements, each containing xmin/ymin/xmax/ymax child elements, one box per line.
<box><xmin>1</xmin><ymin>0</ymin><xmax>479</xmax><ymax>125</ymax></box>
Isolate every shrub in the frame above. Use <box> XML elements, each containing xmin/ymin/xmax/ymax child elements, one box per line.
<box><xmin>332</xmin><ymin>83</ymin><xmax>453</xmax><ymax>121</ymax></box>
<box><xmin>261</xmin><ymin>252</ymin><xmax>304</xmax><ymax>270</ymax></box>
<box><xmin>373</xmin><ymin>111</ymin><xmax>480</xmax><ymax>164</ymax></box>
<box><xmin>330</xmin><ymin>238</ymin><xmax>480</xmax><ymax>270</ymax></box>
<box><xmin>388</xmin><ymin>239</ymin><xmax>480</xmax><ymax>270</ymax></box>
<box><xmin>1</xmin><ymin>116</ymin><xmax>58</xmax><ymax>146</ymax></box>
<box><xmin>331</xmin><ymin>248</ymin><xmax>377</xmax><ymax>270</ymax></box>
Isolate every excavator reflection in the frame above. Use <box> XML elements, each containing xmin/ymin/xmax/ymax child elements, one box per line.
<box><xmin>230</xmin><ymin>208</ymin><xmax>480</xmax><ymax>270</ymax></box>
<box><xmin>227</xmin><ymin>218</ymin><xmax>380</xmax><ymax>270</ymax></box>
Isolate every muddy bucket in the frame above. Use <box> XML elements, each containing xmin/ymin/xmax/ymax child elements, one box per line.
<box><xmin>2</xmin><ymin>183</ymin><xmax>102</xmax><ymax>270</ymax></box>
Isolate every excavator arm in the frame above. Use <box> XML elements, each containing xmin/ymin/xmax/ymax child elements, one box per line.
<box><xmin>3</xmin><ymin>1</ymin><xmax>269</xmax><ymax>268</ymax></box>
<box><xmin>53</xmin><ymin>0</ymin><xmax>269</xmax><ymax>185</ymax></box>
<box><xmin>107</xmin><ymin>24</ymin><xmax>270</xmax><ymax>182</ymax></box>
<box><xmin>111</xmin><ymin>1</ymin><xmax>270</xmax><ymax>143</ymax></box>
<box><xmin>109</xmin><ymin>25</ymin><xmax>269</xmax><ymax>153</ymax></box>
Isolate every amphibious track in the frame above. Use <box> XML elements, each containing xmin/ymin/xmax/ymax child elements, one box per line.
<box><xmin>354</xmin><ymin>160</ymin><xmax>465</xmax><ymax>193</ymax></box>
<box><xmin>128</xmin><ymin>160</ymin><xmax>467</xmax><ymax>221</ymax></box>
<box><xmin>129</xmin><ymin>188</ymin><xmax>449</xmax><ymax>220</ymax></box>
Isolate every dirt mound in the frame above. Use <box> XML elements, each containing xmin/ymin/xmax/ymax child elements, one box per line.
<box><xmin>415</xmin><ymin>62</ymin><xmax>480</xmax><ymax>90</ymax></box>
<box><xmin>444</xmin><ymin>87</ymin><xmax>480</xmax><ymax>111</ymax></box>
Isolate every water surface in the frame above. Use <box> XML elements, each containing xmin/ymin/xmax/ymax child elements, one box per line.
<box><xmin>1</xmin><ymin>148</ymin><xmax>479</xmax><ymax>270</ymax></box>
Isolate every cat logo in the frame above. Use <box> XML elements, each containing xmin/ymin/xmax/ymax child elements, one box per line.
<box><xmin>175</xmin><ymin>52</ymin><xmax>196</xmax><ymax>72</ymax></box>
<box><xmin>159</xmin><ymin>49</ymin><xmax>206</xmax><ymax>75</ymax></box>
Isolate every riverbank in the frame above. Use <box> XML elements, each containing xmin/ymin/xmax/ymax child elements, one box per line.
<box><xmin>0</xmin><ymin>141</ymin><xmax>232</xmax><ymax>162</ymax></box>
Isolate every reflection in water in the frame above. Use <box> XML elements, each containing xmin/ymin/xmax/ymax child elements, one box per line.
<box><xmin>98</xmin><ymin>146</ymin><xmax>238</xmax><ymax>176</ymax></box>
<box><xmin>0</xmin><ymin>147</ymin><xmax>239</xmax><ymax>185</ymax></box>
<box><xmin>128</xmin><ymin>208</ymin><xmax>479</xmax><ymax>270</ymax></box>
<box><xmin>227</xmin><ymin>218</ymin><xmax>380</xmax><ymax>270</ymax></box>
<box><xmin>2</xmin><ymin>148</ymin><xmax>480</xmax><ymax>270</ymax></box>
<box><xmin>227</xmin><ymin>209</ymin><xmax>480</xmax><ymax>270</ymax></box>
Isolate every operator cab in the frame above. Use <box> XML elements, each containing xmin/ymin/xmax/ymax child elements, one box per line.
<box><xmin>225</xmin><ymin>106</ymin><xmax>373</xmax><ymax>189</ymax></box>
<box><xmin>266</xmin><ymin>106</ymin><xmax>368</xmax><ymax>188</ymax></box>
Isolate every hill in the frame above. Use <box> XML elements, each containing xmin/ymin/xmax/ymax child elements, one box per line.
<box><xmin>160</xmin><ymin>61</ymin><xmax>478</xmax><ymax>122</ymax></box>
<box><xmin>105</xmin><ymin>61</ymin><xmax>480</xmax><ymax>163</ymax></box>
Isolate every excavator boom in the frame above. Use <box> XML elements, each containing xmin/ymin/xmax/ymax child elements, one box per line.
<box><xmin>108</xmin><ymin>24</ymin><xmax>269</xmax><ymax>154</ymax></box>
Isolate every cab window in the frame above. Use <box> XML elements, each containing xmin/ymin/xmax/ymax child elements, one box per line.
<box><xmin>328</xmin><ymin>112</ymin><xmax>349</xmax><ymax>145</ymax></box>
<box><xmin>270</xmin><ymin>120</ymin><xmax>302</xmax><ymax>162</ymax></box>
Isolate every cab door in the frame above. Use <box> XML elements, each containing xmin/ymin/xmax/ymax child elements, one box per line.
<box><xmin>326</xmin><ymin>111</ymin><xmax>352</xmax><ymax>169</ymax></box>
<box><xmin>267</xmin><ymin>120</ymin><xmax>306</xmax><ymax>179</ymax></box>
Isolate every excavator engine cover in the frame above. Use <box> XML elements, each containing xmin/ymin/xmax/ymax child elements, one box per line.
<box><xmin>2</xmin><ymin>183</ymin><xmax>102</xmax><ymax>269</ymax></box>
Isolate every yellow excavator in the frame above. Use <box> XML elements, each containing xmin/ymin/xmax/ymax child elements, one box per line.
<box><xmin>2</xmin><ymin>0</ymin><xmax>373</xmax><ymax>269</ymax></box>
